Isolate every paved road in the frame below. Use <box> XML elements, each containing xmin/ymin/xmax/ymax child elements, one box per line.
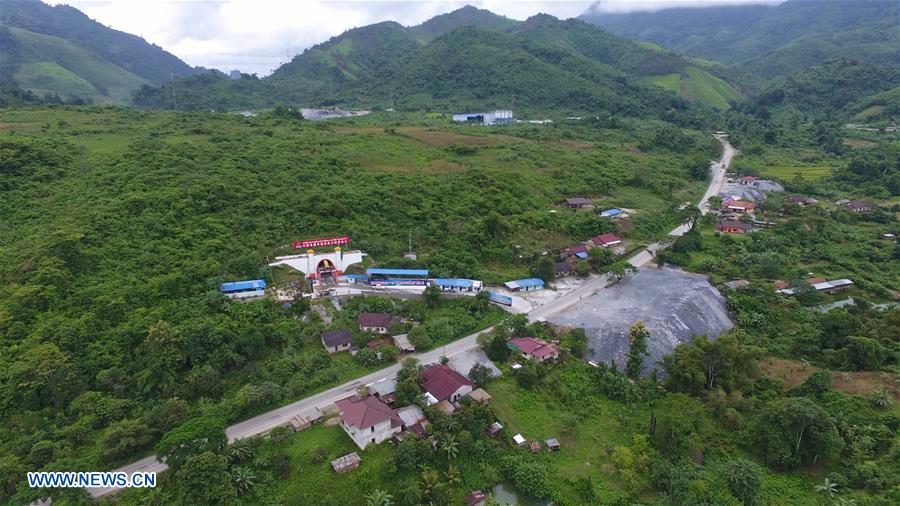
<box><xmin>89</xmin><ymin>135</ymin><xmax>734</xmax><ymax>498</ymax></box>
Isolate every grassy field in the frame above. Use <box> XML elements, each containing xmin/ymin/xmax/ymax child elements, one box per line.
<box><xmin>645</xmin><ymin>67</ymin><xmax>742</xmax><ymax>111</ymax></box>
<box><xmin>758</xmin><ymin>165</ymin><xmax>833</xmax><ymax>181</ymax></box>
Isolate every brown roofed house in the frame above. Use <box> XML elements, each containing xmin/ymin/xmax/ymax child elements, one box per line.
<box><xmin>422</xmin><ymin>364</ymin><xmax>473</xmax><ymax>403</ymax></box>
<box><xmin>335</xmin><ymin>394</ymin><xmax>403</xmax><ymax>449</ymax></box>
<box><xmin>321</xmin><ymin>329</ymin><xmax>353</xmax><ymax>353</ymax></box>
<box><xmin>358</xmin><ymin>312</ymin><xmax>395</xmax><ymax>334</ymax></box>
<box><xmin>564</xmin><ymin>197</ymin><xmax>591</xmax><ymax>208</ymax></box>
<box><xmin>716</xmin><ymin>219</ymin><xmax>753</xmax><ymax>234</ymax></box>
<box><xmin>509</xmin><ymin>337</ymin><xmax>560</xmax><ymax>362</ymax></box>
<box><xmin>590</xmin><ymin>233</ymin><xmax>622</xmax><ymax>247</ymax></box>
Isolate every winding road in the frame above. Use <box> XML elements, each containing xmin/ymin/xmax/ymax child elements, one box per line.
<box><xmin>89</xmin><ymin>135</ymin><xmax>735</xmax><ymax>498</ymax></box>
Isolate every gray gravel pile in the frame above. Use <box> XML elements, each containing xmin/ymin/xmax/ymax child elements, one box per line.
<box><xmin>718</xmin><ymin>180</ymin><xmax>784</xmax><ymax>202</ymax></box>
<box><xmin>548</xmin><ymin>267</ymin><xmax>733</xmax><ymax>375</ymax></box>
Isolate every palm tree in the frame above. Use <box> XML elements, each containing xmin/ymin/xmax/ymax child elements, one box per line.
<box><xmin>444</xmin><ymin>466</ymin><xmax>462</xmax><ymax>488</ymax></box>
<box><xmin>232</xmin><ymin>465</ymin><xmax>257</xmax><ymax>495</ymax></box>
<box><xmin>441</xmin><ymin>435</ymin><xmax>459</xmax><ymax>463</ymax></box>
<box><xmin>366</xmin><ymin>489</ymin><xmax>394</xmax><ymax>506</ymax></box>
<box><xmin>869</xmin><ymin>388</ymin><xmax>893</xmax><ymax>408</ymax></box>
<box><xmin>420</xmin><ymin>468</ymin><xmax>441</xmax><ymax>502</ymax></box>
<box><xmin>228</xmin><ymin>439</ymin><xmax>254</xmax><ymax>465</ymax></box>
<box><xmin>815</xmin><ymin>477</ymin><xmax>838</xmax><ymax>497</ymax></box>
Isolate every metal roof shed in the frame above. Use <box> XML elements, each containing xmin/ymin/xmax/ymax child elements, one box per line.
<box><xmin>433</xmin><ymin>278</ymin><xmax>474</xmax><ymax>288</ymax></box>
<box><xmin>366</xmin><ymin>268</ymin><xmax>429</xmax><ymax>277</ymax></box>
<box><xmin>220</xmin><ymin>279</ymin><xmax>267</xmax><ymax>292</ymax></box>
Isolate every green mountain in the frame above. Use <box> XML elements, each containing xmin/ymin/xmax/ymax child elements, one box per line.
<box><xmin>581</xmin><ymin>0</ymin><xmax>899</xmax><ymax>79</ymax></box>
<box><xmin>266</xmin><ymin>21</ymin><xmax>420</xmax><ymax>101</ymax></box>
<box><xmin>408</xmin><ymin>4</ymin><xmax>519</xmax><ymax>42</ymax></box>
<box><xmin>133</xmin><ymin>10</ymin><xmax>747</xmax><ymax>113</ymax></box>
<box><xmin>0</xmin><ymin>0</ymin><xmax>197</xmax><ymax>103</ymax></box>
<box><xmin>740</xmin><ymin>59</ymin><xmax>900</xmax><ymax>121</ymax></box>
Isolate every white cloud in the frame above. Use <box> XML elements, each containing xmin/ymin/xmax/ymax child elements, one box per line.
<box><xmin>50</xmin><ymin>1</ymin><xmax>780</xmax><ymax>75</ymax></box>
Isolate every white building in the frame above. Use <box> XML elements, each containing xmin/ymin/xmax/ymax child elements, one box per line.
<box><xmin>334</xmin><ymin>395</ymin><xmax>403</xmax><ymax>450</ymax></box>
<box><xmin>270</xmin><ymin>249</ymin><xmax>366</xmax><ymax>280</ymax></box>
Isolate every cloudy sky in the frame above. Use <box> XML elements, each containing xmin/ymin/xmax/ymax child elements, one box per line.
<box><xmin>51</xmin><ymin>1</ymin><xmax>782</xmax><ymax>75</ymax></box>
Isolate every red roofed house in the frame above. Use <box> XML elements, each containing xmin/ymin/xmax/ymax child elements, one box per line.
<box><xmin>724</xmin><ymin>200</ymin><xmax>756</xmax><ymax>214</ymax></box>
<box><xmin>740</xmin><ymin>175</ymin><xmax>756</xmax><ymax>184</ymax></box>
<box><xmin>590</xmin><ymin>233</ymin><xmax>622</xmax><ymax>248</ymax></box>
<box><xmin>716</xmin><ymin>219</ymin><xmax>753</xmax><ymax>234</ymax></box>
<box><xmin>562</xmin><ymin>244</ymin><xmax>590</xmax><ymax>259</ymax></box>
<box><xmin>335</xmin><ymin>395</ymin><xmax>403</xmax><ymax>449</ymax></box>
<box><xmin>358</xmin><ymin>312</ymin><xmax>395</xmax><ymax>334</ymax></box>
<box><xmin>508</xmin><ymin>337</ymin><xmax>560</xmax><ymax>362</ymax></box>
<box><xmin>422</xmin><ymin>364</ymin><xmax>473</xmax><ymax>403</ymax></box>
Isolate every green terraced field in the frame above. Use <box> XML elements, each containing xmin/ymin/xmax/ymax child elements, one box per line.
<box><xmin>760</xmin><ymin>165</ymin><xmax>833</xmax><ymax>181</ymax></box>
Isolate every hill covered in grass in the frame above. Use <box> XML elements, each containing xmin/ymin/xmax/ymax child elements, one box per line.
<box><xmin>582</xmin><ymin>0</ymin><xmax>898</xmax><ymax>79</ymax></box>
<box><xmin>0</xmin><ymin>0</ymin><xmax>198</xmax><ymax>104</ymax></box>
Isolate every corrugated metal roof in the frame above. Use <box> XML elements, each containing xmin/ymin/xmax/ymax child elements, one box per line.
<box><xmin>600</xmin><ymin>208</ymin><xmax>621</xmax><ymax>216</ymax></box>
<box><xmin>220</xmin><ymin>279</ymin><xmax>267</xmax><ymax>292</ymax></box>
<box><xmin>505</xmin><ymin>278</ymin><xmax>545</xmax><ymax>289</ymax></box>
<box><xmin>433</xmin><ymin>278</ymin><xmax>474</xmax><ymax>288</ymax></box>
<box><xmin>339</xmin><ymin>274</ymin><xmax>369</xmax><ymax>280</ymax></box>
<box><xmin>366</xmin><ymin>268</ymin><xmax>429</xmax><ymax>277</ymax></box>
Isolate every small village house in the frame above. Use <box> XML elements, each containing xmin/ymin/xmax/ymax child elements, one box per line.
<box><xmin>508</xmin><ymin>337</ymin><xmax>560</xmax><ymax>362</ymax></box>
<box><xmin>564</xmin><ymin>197</ymin><xmax>591</xmax><ymax>209</ymax></box>
<box><xmin>716</xmin><ymin>219</ymin><xmax>753</xmax><ymax>234</ymax></box>
<box><xmin>554</xmin><ymin>261</ymin><xmax>572</xmax><ymax>277</ymax></box>
<box><xmin>431</xmin><ymin>278</ymin><xmax>483</xmax><ymax>292</ymax></box>
<box><xmin>335</xmin><ymin>394</ymin><xmax>403</xmax><ymax>449</ymax></box>
<box><xmin>219</xmin><ymin>279</ymin><xmax>267</xmax><ymax>300</ymax></box>
<box><xmin>422</xmin><ymin>364</ymin><xmax>473</xmax><ymax>403</ymax></box>
<box><xmin>357</xmin><ymin>312</ymin><xmax>395</xmax><ymax>334</ymax></box>
<box><xmin>590</xmin><ymin>233</ymin><xmax>622</xmax><ymax>248</ymax></box>
<box><xmin>561</xmin><ymin>244</ymin><xmax>590</xmax><ymax>260</ymax></box>
<box><xmin>504</xmin><ymin>278</ymin><xmax>545</xmax><ymax>292</ymax></box>
<box><xmin>392</xmin><ymin>333</ymin><xmax>415</xmax><ymax>352</ymax></box>
<box><xmin>330</xmin><ymin>452</ymin><xmax>361</xmax><ymax>473</ymax></box>
<box><xmin>723</xmin><ymin>199</ymin><xmax>756</xmax><ymax>214</ymax></box>
<box><xmin>739</xmin><ymin>175</ymin><xmax>756</xmax><ymax>185</ymax></box>
<box><xmin>844</xmin><ymin>200</ymin><xmax>873</xmax><ymax>212</ymax></box>
<box><xmin>321</xmin><ymin>329</ymin><xmax>353</xmax><ymax>353</ymax></box>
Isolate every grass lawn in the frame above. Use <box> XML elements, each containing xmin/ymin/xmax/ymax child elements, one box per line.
<box><xmin>485</xmin><ymin>375</ymin><xmax>642</xmax><ymax>502</ymax></box>
<box><xmin>253</xmin><ymin>424</ymin><xmax>397</xmax><ymax>505</ymax></box>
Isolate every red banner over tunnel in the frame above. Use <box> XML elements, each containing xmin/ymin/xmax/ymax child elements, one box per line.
<box><xmin>293</xmin><ymin>236</ymin><xmax>351</xmax><ymax>249</ymax></box>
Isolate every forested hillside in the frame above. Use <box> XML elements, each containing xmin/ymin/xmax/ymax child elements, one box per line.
<box><xmin>132</xmin><ymin>11</ymin><xmax>745</xmax><ymax>114</ymax></box>
<box><xmin>582</xmin><ymin>0</ymin><xmax>898</xmax><ymax>78</ymax></box>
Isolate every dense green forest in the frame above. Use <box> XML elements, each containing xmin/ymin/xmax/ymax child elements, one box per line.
<box><xmin>582</xmin><ymin>0</ymin><xmax>899</xmax><ymax>79</ymax></box>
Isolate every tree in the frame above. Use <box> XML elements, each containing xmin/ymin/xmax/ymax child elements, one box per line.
<box><xmin>532</xmin><ymin>256</ymin><xmax>555</xmax><ymax>283</ymax></box>
<box><xmin>227</xmin><ymin>439</ymin><xmax>255</xmax><ymax>465</ymax></box>
<box><xmin>815</xmin><ymin>477</ymin><xmax>838</xmax><ymax>497</ymax></box>
<box><xmin>574</xmin><ymin>260</ymin><xmax>591</xmax><ymax>277</ymax></box>
<box><xmin>231</xmin><ymin>465</ymin><xmax>257</xmax><ymax>496</ymax></box>
<box><xmin>845</xmin><ymin>336</ymin><xmax>887</xmax><ymax>370</ymax></box>
<box><xmin>588</xmin><ymin>247</ymin><xmax>615</xmax><ymax>271</ymax></box>
<box><xmin>174</xmin><ymin>451</ymin><xmax>235</xmax><ymax>505</ymax></box>
<box><xmin>367</xmin><ymin>489</ymin><xmax>394</xmax><ymax>506</ymax></box>
<box><xmin>679</xmin><ymin>204</ymin><xmax>703</xmax><ymax>230</ymax></box>
<box><xmin>102</xmin><ymin>419</ymin><xmax>154</xmax><ymax>462</ymax></box>
<box><xmin>423</xmin><ymin>284</ymin><xmax>442</xmax><ymax>308</ymax></box>
<box><xmin>752</xmin><ymin>398</ymin><xmax>844</xmax><ymax>469</ymax></box>
<box><xmin>869</xmin><ymin>388</ymin><xmax>893</xmax><ymax>409</ymax></box>
<box><xmin>515</xmin><ymin>361</ymin><xmax>543</xmax><ymax>389</ymax></box>
<box><xmin>156</xmin><ymin>416</ymin><xmax>227</xmax><ymax>470</ymax></box>
<box><xmin>407</xmin><ymin>325</ymin><xmax>433</xmax><ymax>350</ymax></box>
<box><xmin>663</xmin><ymin>334</ymin><xmax>759</xmax><ymax>395</ymax></box>
<box><xmin>506</xmin><ymin>314</ymin><xmax>529</xmax><ymax>336</ymax></box>
<box><xmin>607</xmin><ymin>261</ymin><xmax>637</xmax><ymax>285</ymax></box>
<box><xmin>395</xmin><ymin>358</ymin><xmax>424</xmax><ymax>406</ymax></box>
<box><xmin>468</xmin><ymin>363</ymin><xmax>492</xmax><ymax>387</ymax></box>
<box><xmin>719</xmin><ymin>458</ymin><xmax>763</xmax><ymax>505</ymax></box>
<box><xmin>626</xmin><ymin>321</ymin><xmax>650</xmax><ymax>378</ymax></box>
<box><xmin>485</xmin><ymin>333</ymin><xmax>510</xmax><ymax>363</ymax></box>
<box><xmin>441</xmin><ymin>435</ymin><xmax>459</xmax><ymax>463</ymax></box>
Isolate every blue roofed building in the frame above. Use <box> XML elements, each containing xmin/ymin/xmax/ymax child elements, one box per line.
<box><xmin>432</xmin><ymin>278</ymin><xmax>483</xmax><ymax>292</ymax></box>
<box><xmin>338</xmin><ymin>273</ymin><xmax>369</xmax><ymax>284</ymax></box>
<box><xmin>600</xmin><ymin>208</ymin><xmax>622</xmax><ymax>218</ymax></box>
<box><xmin>219</xmin><ymin>279</ymin><xmax>267</xmax><ymax>300</ymax></box>
<box><xmin>366</xmin><ymin>268</ymin><xmax>429</xmax><ymax>287</ymax></box>
<box><xmin>503</xmin><ymin>278</ymin><xmax>545</xmax><ymax>292</ymax></box>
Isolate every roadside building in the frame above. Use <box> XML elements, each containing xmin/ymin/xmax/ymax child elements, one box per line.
<box><xmin>590</xmin><ymin>233</ymin><xmax>622</xmax><ymax>248</ymax></box>
<box><xmin>392</xmin><ymin>333</ymin><xmax>415</xmax><ymax>352</ymax></box>
<box><xmin>358</xmin><ymin>312</ymin><xmax>395</xmax><ymax>334</ymax></box>
<box><xmin>724</xmin><ymin>200</ymin><xmax>756</xmax><ymax>214</ymax></box>
<box><xmin>321</xmin><ymin>329</ymin><xmax>353</xmax><ymax>353</ymax></box>
<box><xmin>564</xmin><ymin>197</ymin><xmax>591</xmax><ymax>209</ymax></box>
<box><xmin>451</xmin><ymin>110</ymin><xmax>513</xmax><ymax>125</ymax></box>
<box><xmin>422</xmin><ymin>364</ymin><xmax>473</xmax><ymax>403</ymax></box>
<box><xmin>504</xmin><ymin>278</ymin><xmax>545</xmax><ymax>292</ymax></box>
<box><xmin>335</xmin><ymin>394</ymin><xmax>403</xmax><ymax>449</ymax></box>
<box><xmin>366</xmin><ymin>268</ymin><xmax>429</xmax><ymax>287</ymax></box>
<box><xmin>554</xmin><ymin>261</ymin><xmax>572</xmax><ymax>277</ymax></box>
<box><xmin>367</xmin><ymin>379</ymin><xmax>397</xmax><ymax>404</ymax></box>
<box><xmin>562</xmin><ymin>244</ymin><xmax>590</xmax><ymax>260</ymax></box>
<box><xmin>508</xmin><ymin>337</ymin><xmax>560</xmax><ymax>362</ymax></box>
<box><xmin>777</xmin><ymin>278</ymin><xmax>854</xmax><ymax>296</ymax></box>
<box><xmin>716</xmin><ymin>219</ymin><xmax>753</xmax><ymax>234</ymax></box>
<box><xmin>432</xmin><ymin>278</ymin><xmax>483</xmax><ymax>292</ymax></box>
<box><xmin>337</xmin><ymin>273</ymin><xmax>368</xmax><ymax>284</ymax></box>
<box><xmin>219</xmin><ymin>279</ymin><xmax>266</xmax><ymax>300</ymax></box>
